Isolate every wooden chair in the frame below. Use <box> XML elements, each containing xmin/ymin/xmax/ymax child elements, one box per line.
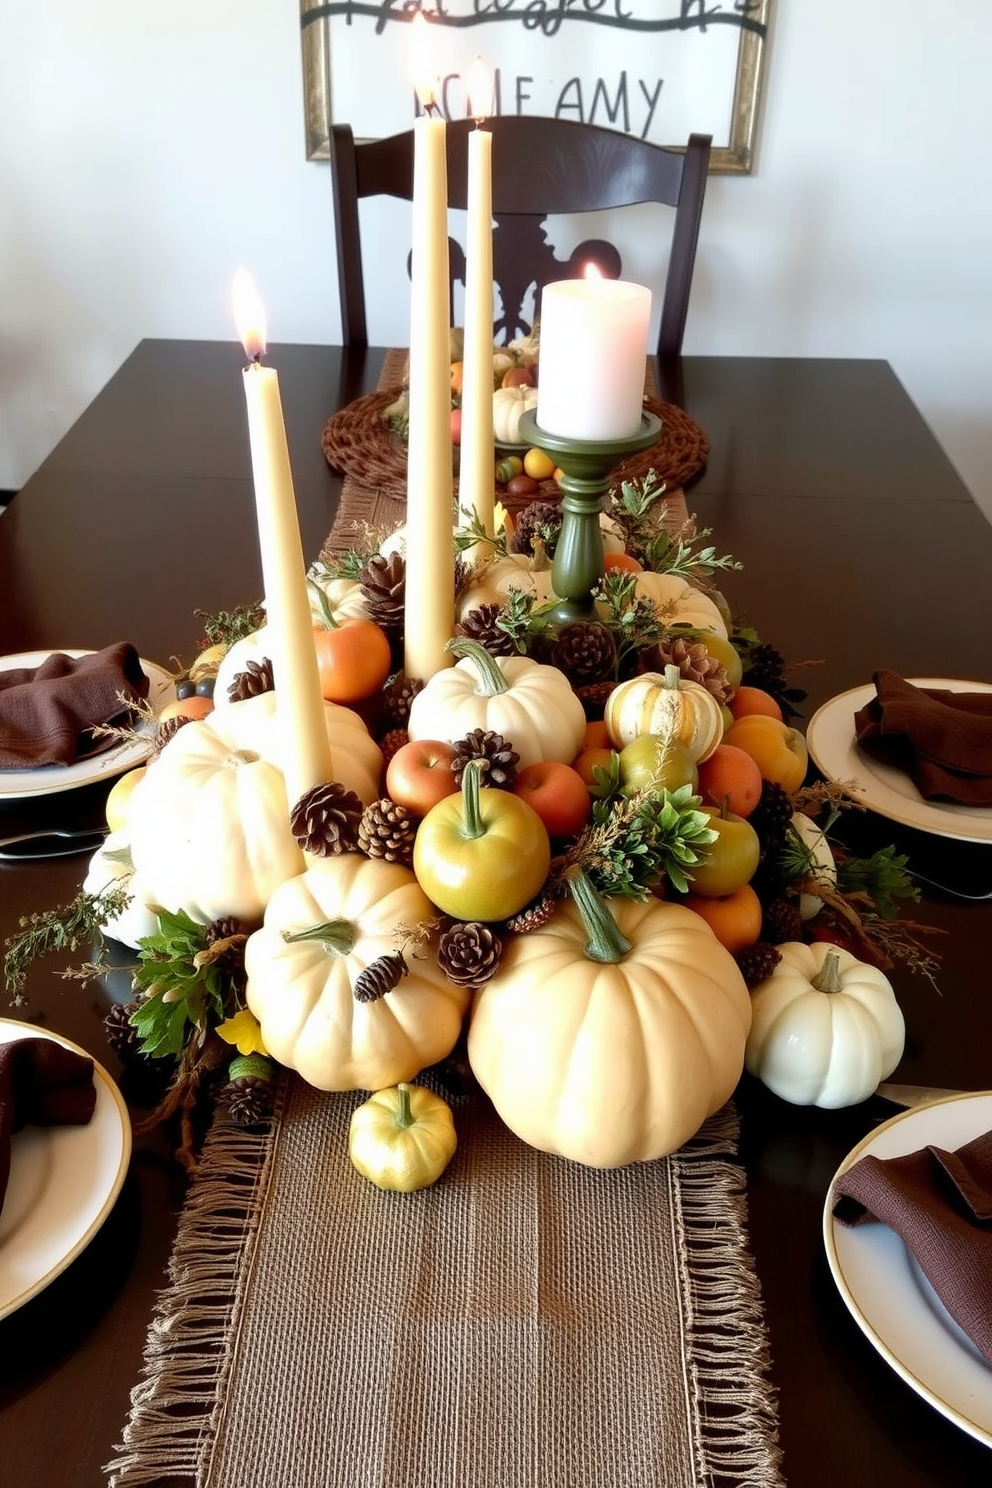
<box><xmin>330</xmin><ymin>117</ymin><xmax>711</xmax><ymax>358</ymax></box>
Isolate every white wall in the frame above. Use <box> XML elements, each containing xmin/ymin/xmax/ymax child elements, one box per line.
<box><xmin>1</xmin><ymin>1</ymin><xmax>990</xmax><ymax>519</ymax></box>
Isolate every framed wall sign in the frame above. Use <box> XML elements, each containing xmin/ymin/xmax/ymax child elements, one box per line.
<box><xmin>300</xmin><ymin>2</ymin><xmax>771</xmax><ymax>174</ymax></box>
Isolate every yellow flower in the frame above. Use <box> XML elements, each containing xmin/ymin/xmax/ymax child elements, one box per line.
<box><xmin>216</xmin><ymin>1009</ymin><xmax>269</xmax><ymax>1057</ymax></box>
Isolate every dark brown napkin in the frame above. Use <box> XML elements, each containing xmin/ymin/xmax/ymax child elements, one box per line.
<box><xmin>833</xmin><ymin>1130</ymin><xmax>992</xmax><ymax>1363</ymax></box>
<box><xmin>0</xmin><ymin>644</ymin><xmax>150</xmax><ymax>769</ymax></box>
<box><xmin>0</xmin><ymin>1037</ymin><xmax>98</xmax><ymax>1216</ymax></box>
<box><xmin>854</xmin><ymin>669</ymin><xmax>992</xmax><ymax>805</ymax></box>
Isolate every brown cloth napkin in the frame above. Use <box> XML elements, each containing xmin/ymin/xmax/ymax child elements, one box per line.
<box><xmin>0</xmin><ymin>644</ymin><xmax>150</xmax><ymax>769</ymax></box>
<box><xmin>833</xmin><ymin>1129</ymin><xmax>992</xmax><ymax>1363</ymax></box>
<box><xmin>854</xmin><ymin>669</ymin><xmax>992</xmax><ymax>805</ymax></box>
<box><xmin>0</xmin><ymin>1037</ymin><xmax>97</xmax><ymax>1215</ymax></box>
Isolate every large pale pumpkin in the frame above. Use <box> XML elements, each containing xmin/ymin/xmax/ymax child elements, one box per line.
<box><xmin>631</xmin><ymin>571</ymin><xmax>728</xmax><ymax>639</ymax></box>
<box><xmin>407</xmin><ymin>638</ymin><xmax>586</xmax><ymax>769</ymax></box>
<box><xmin>246</xmin><ymin>854</ymin><xmax>471</xmax><ymax>1091</ymax></box>
<box><xmin>82</xmin><ymin>831</ymin><xmax>161</xmax><ymax>949</ymax></box>
<box><xmin>128</xmin><ymin>691</ymin><xmax>381</xmax><ymax>924</ymax></box>
<box><xmin>468</xmin><ymin>874</ymin><xmax>751</xmax><ymax>1167</ymax></box>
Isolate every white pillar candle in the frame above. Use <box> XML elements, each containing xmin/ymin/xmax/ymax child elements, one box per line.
<box><xmin>457</xmin><ymin>61</ymin><xmax>495</xmax><ymax>540</ymax></box>
<box><xmin>536</xmin><ymin>271</ymin><xmax>652</xmax><ymax>441</ymax></box>
<box><xmin>403</xmin><ymin>28</ymin><xmax>455</xmax><ymax>682</ymax></box>
<box><xmin>232</xmin><ymin>269</ymin><xmax>333</xmax><ymax>808</ymax></box>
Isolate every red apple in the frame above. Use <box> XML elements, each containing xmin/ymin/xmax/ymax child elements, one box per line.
<box><xmin>450</xmin><ymin>407</ymin><xmax>462</xmax><ymax>445</ymax></box>
<box><xmin>512</xmin><ymin>760</ymin><xmax>591</xmax><ymax>839</ymax></box>
<box><xmin>385</xmin><ymin>739</ymin><xmax>459</xmax><ymax>816</ymax></box>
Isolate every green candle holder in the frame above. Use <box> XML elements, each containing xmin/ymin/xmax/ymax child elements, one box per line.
<box><xmin>517</xmin><ymin>408</ymin><xmax>662</xmax><ymax>626</ymax></box>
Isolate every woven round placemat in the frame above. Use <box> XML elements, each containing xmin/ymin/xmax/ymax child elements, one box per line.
<box><xmin>321</xmin><ymin>388</ymin><xmax>709</xmax><ymax>507</ymax></box>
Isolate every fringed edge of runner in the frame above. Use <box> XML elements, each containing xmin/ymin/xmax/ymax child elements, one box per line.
<box><xmin>673</xmin><ymin>1103</ymin><xmax>787</xmax><ymax>1488</ymax></box>
<box><xmin>103</xmin><ymin>1078</ymin><xmax>286</xmax><ymax>1487</ymax></box>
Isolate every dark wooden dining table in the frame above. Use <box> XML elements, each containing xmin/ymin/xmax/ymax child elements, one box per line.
<box><xmin>1</xmin><ymin>340</ymin><xmax>990</xmax><ymax>1488</ymax></box>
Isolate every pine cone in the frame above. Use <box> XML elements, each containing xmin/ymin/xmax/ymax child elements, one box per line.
<box><xmin>227</xmin><ymin>657</ymin><xmax>274</xmax><ymax>703</ymax></box>
<box><xmin>381</xmin><ymin>672</ymin><xmax>423</xmax><ymax>727</ymax></box>
<box><xmin>436</xmin><ymin>921</ymin><xmax>502</xmax><ymax>985</ymax></box>
<box><xmin>360</xmin><ymin>550</ymin><xmax>405</xmax><ymax>632</ymax></box>
<box><xmin>510</xmin><ymin>500</ymin><xmax>562</xmax><ymax>557</ymax></box>
<box><xmin>456</xmin><ymin>603</ymin><xmax>517</xmax><ymax>657</ymax></box>
<box><xmin>103</xmin><ymin>1000</ymin><xmax>145</xmax><ymax>1063</ymax></box>
<box><xmin>222</xmin><ymin>1056</ymin><xmax>275</xmax><ymax>1127</ymax></box>
<box><xmin>290</xmin><ymin>781</ymin><xmax>363</xmax><ymax>855</ymax></box>
<box><xmin>358</xmin><ymin>798</ymin><xmax>417</xmax><ymax>865</ymax></box>
<box><xmin>734</xmin><ymin>941</ymin><xmax>782</xmax><ymax>989</ymax></box>
<box><xmin>154</xmin><ymin>714</ymin><xmax>192</xmax><ymax>754</ymax></box>
<box><xmin>742</xmin><ymin>640</ymin><xmax>787</xmax><ymax>695</ymax></box>
<box><xmin>761</xmin><ymin>896</ymin><xmax>803</xmax><ymax>945</ymax></box>
<box><xmin>452</xmin><ymin>729</ymin><xmax>519</xmax><ymax>788</ymax></box>
<box><xmin>552</xmin><ymin>621</ymin><xmax>617</xmax><ymax>685</ymax></box>
<box><xmin>203</xmin><ymin>917</ymin><xmax>249</xmax><ymax>990</ymax></box>
<box><xmin>641</xmin><ymin>636</ymin><xmax>731</xmax><ymax>703</ymax></box>
<box><xmin>353</xmin><ymin>952</ymin><xmax>408</xmax><ymax>1003</ymax></box>
<box><xmin>378</xmin><ymin>728</ymin><xmax>409</xmax><ymax>774</ymax></box>
<box><xmin>574</xmin><ymin>679</ymin><xmax>616</xmax><ymax>721</ymax></box>
<box><xmin>750</xmin><ymin>781</ymin><xmax>795</xmax><ymax>849</ymax></box>
<box><xmin>505</xmin><ymin>893</ymin><xmax>558</xmax><ymax>933</ymax></box>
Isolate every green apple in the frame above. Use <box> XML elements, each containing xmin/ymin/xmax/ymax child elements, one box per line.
<box><xmin>700</xmin><ymin>632</ymin><xmax>744</xmax><ymax>691</ymax></box>
<box><xmin>618</xmin><ymin>735</ymin><xmax>699</xmax><ymax>797</ymax></box>
<box><xmin>686</xmin><ymin>805</ymin><xmax>760</xmax><ymax>898</ymax></box>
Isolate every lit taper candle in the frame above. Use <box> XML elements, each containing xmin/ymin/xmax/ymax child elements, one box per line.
<box><xmin>232</xmin><ymin>267</ymin><xmax>333</xmax><ymax>805</ymax></box>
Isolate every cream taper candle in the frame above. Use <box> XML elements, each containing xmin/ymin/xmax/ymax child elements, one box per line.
<box><xmin>457</xmin><ymin>59</ymin><xmax>495</xmax><ymax>540</ymax></box>
<box><xmin>404</xmin><ymin>24</ymin><xmax>455</xmax><ymax>681</ymax></box>
<box><xmin>232</xmin><ymin>268</ymin><xmax>333</xmax><ymax>807</ymax></box>
<box><xmin>536</xmin><ymin>269</ymin><xmax>652</xmax><ymax>441</ymax></box>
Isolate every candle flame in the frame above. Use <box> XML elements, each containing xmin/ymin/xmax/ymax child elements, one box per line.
<box><xmin>465</xmin><ymin>56</ymin><xmax>493</xmax><ymax>123</ymax></box>
<box><xmin>410</xmin><ymin>13</ymin><xmax>438</xmax><ymax>111</ymax></box>
<box><xmin>232</xmin><ymin>267</ymin><xmax>267</xmax><ymax>361</ymax></box>
<box><xmin>583</xmin><ymin>263</ymin><xmax>604</xmax><ymax>284</ymax></box>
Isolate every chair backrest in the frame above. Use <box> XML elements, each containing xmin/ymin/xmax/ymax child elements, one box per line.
<box><xmin>330</xmin><ymin>116</ymin><xmax>711</xmax><ymax>359</ymax></box>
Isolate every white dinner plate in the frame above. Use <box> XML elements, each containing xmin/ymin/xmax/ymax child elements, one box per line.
<box><xmin>823</xmin><ymin>1092</ymin><xmax>992</xmax><ymax>1446</ymax></box>
<box><xmin>0</xmin><ymin>649</ymin><xmax>173</xmax><ymax>800</ymax></box>
<box><xmin>806</xmin><ymin>678</ymin><xmax>992</xmax><ymax>843</ymax></box>
<box><xmin>0</xmin><ymin>1019</ymin><xmax>131</xmax><ymax>1319</ymax></box>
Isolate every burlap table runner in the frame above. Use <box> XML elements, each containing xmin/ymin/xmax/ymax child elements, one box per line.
<box><xmin>108</xmin><ymin>1077</ymin><xmax>783</xmax><ymax>1488</ymax></box>
<box><xmin>320</xmin><ymin>351</ymin><xmax>697</xmax><ymax>559</ymax></box>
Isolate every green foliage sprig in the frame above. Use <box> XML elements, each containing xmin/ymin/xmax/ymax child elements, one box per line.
<box><xmin>837</xmin><ymin>845</ymin><xmax>919</xmax><ymax>921</ymax></box>
<box><xmin>453</xmin><ymin>511</ymin><xmax>510</xmax><ymax>560</ymax></box>
<box><xmin>194</xmin><ymin>601</ymin><xmax>265</xmax><ymax>649</ymax></box>
<box><xmin>592</xmin><ymin>572</ymin><xmax>667</xmax><ymax>676</ymax></box>
<box><xmin>607</xmin><ymin>471</ymin><xmax>741</xmax><ymax>580</ymax></box>
<box><xmin>4</xmin><ymin>885</ymin><xmax>133</xmax><ymax>1004</ymax></box>
<box><xmin>130</xmin><ymin>908</ymin><xmax>228</xmax><ymax>1058</ymax></box>
<box><xmin>552</xmin><ymin>783</ymin><xmax>717</xmax><ymax>899</ymax></box>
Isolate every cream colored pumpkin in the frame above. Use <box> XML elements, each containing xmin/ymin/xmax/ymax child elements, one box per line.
<box><xmin>306</xmin><ymin>570</ymin><xmax>369</xmax><ymax>629</ymax></box>
<box><xmin>456</xmin><ymin>550</ymin><xmax>557</xmax><ymax>619</ymax></box>
<box><xmin>82</xmin><ymin>831</ymin><xmax>161</xmax><ymax>948</ymax></box>
<box><xmin>604</xmin><ymin>666</ymin><xmax>724</xmax><ymax>762</ymax></box>
<box><xmin>745</xmin><ymin>941</ymin><xmax>905</xmax><ymax>1109</ymax></box>
<box><xmin>245</xmin><ymin>855</ymin><xmax>471</xmax><ymax>1091</ymax></box>
<box><xmin>492</xmin><ymin>385</ymin><xmax>539</xmax><ymax>444</ymax></box>
<box><xmin>128</xmin><ymin>691</ymin><xmax>381</xmax><ymax>924</ymax></box>
<box><xmin>631</xmin><ymin>571</ymin><xmax>728</xmax><ymax>639</ymax></box>
<box><xmin>407</xmin><ymin>639</ymin><xmax>586</xmax><ymax>769</ymax></box>
<box><xmin>468</xmin><ymin>876</ymin><xmax>751</xmax><ymax>1167</ymax></box>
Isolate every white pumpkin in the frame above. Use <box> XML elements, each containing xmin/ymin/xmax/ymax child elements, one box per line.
<box><xmin>789</xmin><ymin>812</ymin><xmax>837</xmax><ymax>920</ymax></box>
<box><xmin>456</xmin><ymin>550</ymin><xmax>557</xmax><ymax>619</ymax></box>
<box><xmin>631</xmin><ymin>571</ymin><xmax>729</xmax><ymax>640</ymax></box>
<box><xmin>407</xmin><ymin>640</ymin><xmax>586</xmax><ymax>769</ymax></box>
<box><xmin>745</xmin><ymin>941</ymin><xmax>905</xmax><ymax>1109</ymax></box>
<box><xmin>306</xmin><ymin>571</ymin><xmax>368</xmax><ymax>629</ymax></box>
<box><xmin>492</xmin><ymin>385</ymin><xmax>539</xmax><ymax>444</ymax></box>
<box><xmin>213</xmin><ymin>628</ymin><xmax>273</xmax><ymax>703</ymax></box>
<box><xmin>82</xmin><ymin>830</ymin><xmax>161</xmax><ymax>948</ymax></box>
<box><xmin>128</xmin><ymin>691</ymin><xmax>381</xmax><ymax>924</ymax></box>
<box><xmin>246</xmin><ymin>854</ymin><xmax>471</xmax><ymax>1091</ymax></box>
